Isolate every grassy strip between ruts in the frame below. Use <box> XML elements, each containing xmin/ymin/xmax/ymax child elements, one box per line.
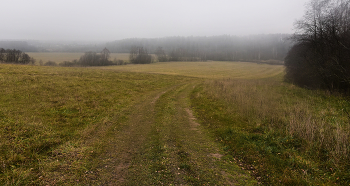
<box><xmin>124</xmin><ymin>83</ymin><xmax>257</xmax><ymax>185</ymax></box>
<box><xmin>0</xmin><ymin>64</ymin><xmax>193</xmax><ymax>185</ymax></box>
<box><xmin>124</xmin><ymin>84</ymin><xmax>221</xmax><ymax>185</ymax></box>
<box><xmin>190</xmin><ymin>76</ymin><xmax>350</xmax><ymax>185</ymax></box>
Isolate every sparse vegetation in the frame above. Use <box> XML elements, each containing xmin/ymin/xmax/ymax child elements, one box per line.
<box><xmin>113</xmin><ymin>58</ymin><xmax>126</xmax><ymax>65</ymax></box>
<box><xmin>43</xmin><ymin>60</ymin><xmax>57</xmax><ymax>66</ymax></box>
<box><xmin>59</xmin><ymin>60</ymin><xmax>79</xmax><ymax>67</ymax></box>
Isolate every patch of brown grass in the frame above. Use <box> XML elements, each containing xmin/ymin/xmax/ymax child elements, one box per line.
<box><xmin>191</xmin><ymin>77</ymin><xmax>350</xmax><ymax>184</ymax></box>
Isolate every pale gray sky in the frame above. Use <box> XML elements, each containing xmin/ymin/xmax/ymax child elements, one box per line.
<box><xmin>1</xmin><ymin>0</ymin><xmax>309</xmax><ymax>41</ymax></box>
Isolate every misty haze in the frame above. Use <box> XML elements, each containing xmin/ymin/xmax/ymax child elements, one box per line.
<box><xmin>1</xmin><ymin>0</ymin><xmax>350</xmax><ymax>185</ymax></box>
<box><xmin>1</xmin><ymin>0</ymin><xmax>308</xmax><ymax>41</ymax></box>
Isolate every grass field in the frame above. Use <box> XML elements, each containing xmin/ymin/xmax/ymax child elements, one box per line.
<box><xmin>101</xmin><ymin>61</ymin><xmax>284</xmax><ymax>79</ymax></box>
<box><xmin>26</xmin><ymin>53</ymin><xmax>130</xmax><ymax>64</ymax></box>
<box><xmin>1</xmin><ymin>61</ymin><xmax>349</xmax><ymax>185</ymax></box>
<box><xmin>191</xmin><ymin>78</ymin><xmax>350</xmax><ymax>185</ymax></box>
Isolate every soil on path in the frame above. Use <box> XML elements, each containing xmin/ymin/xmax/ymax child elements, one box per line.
<box><xmin>94</xmin><ymin>83</ymin><xmax>257</xmax><ymax>185</ymax></box>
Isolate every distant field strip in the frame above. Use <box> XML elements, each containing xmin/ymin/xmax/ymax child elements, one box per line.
<box><xmin>26</xmin><ymin>53</ymin><xmax>284</xmax><ymax>79</ymax></box>
<box><xmin>27</xmin><ymin>53</ymin><xmax>129</xmax><ymax>64</ymax></box>
<box><xmin>101</xmin><ymin>61</ymin><xmax>285</xmax><ymax>79</ymax></box>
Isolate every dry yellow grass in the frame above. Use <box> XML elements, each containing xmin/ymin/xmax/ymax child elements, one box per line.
<box><xmin>27</xmin><ymin>52</ymin><xmax>130</xmax><ymax>64</ymax></box>
<box><xmin>0</xmin><ymin>64</ymin><xmax>191</xmax><ymax>185</ymax></box>
<box><xmin>2</xmin><ymin>60</ymin><xmax>347</xmax><ymax>185</ymax></box>
<box><xmin>191</xmin><ymin>77</ymin><xmax>350</xmax><ymax>185</ymax></box>
<box><xmin>100</xmin><ymin>61</ymin><xmax>285</xmax><ymax>79</ymax></box>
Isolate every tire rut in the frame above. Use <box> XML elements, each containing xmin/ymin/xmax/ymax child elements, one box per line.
<box><xmin>94</xmin><ymin>83</ymin><xmax>256</xmax><ymax>185</ymax></box>
<box><xmin>95</xmin><ymin>88</ymin><xmax>169</xmax><ymax>185</ymax></box>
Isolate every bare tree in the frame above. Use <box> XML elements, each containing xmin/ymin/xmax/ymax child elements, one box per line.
<box><xmin>101</xmin><ymin>47</ymin><xmax>110</xmax><ymax>62</ymax></box>
<box><xmin>20</xmin><ymin>53</ymin><xmax>31</xmax><ymax>64</ymax></box>
<box><xmin>14</xmin><ymin>49</ymin><xmax>22</xmax><ymax>62</ymax></box>
<box><xmin>155</xmin><ymin>47</ymin><xmax>168</xmax><ymax>62</ymax></box>
<box><xmin>78</xmin><ymin>49</ymin><xmax>113</xmax><ymax>66</ymax></box>
<box><xmin>129</xmin><ymin>46</ymin><xmax>152</xmax><ymax>64</ymax></box>
<box><xmin>79</xmin><ymin>52</ymin><xmax>101</xmax><ymax>66</ymax></box>
<box><xmin>285</xmin><ymin>0</ymin><xmax>350</xmax><ymax>92</ymax></box>
<box><xmin>30</xmin><ymin>57</ymin><xmax>36</xmax><ymax>65</ymax></box>
<box><xmin>0</xmin><ymin>48</ymin><xmax>4</xmax><ymax>62</ymax></box>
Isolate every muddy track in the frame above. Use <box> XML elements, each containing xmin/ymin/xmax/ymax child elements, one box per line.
<box><xmin>94</xmin><ymin>83</ymin><xmax>257</xmax><ymax>185</ymax></box>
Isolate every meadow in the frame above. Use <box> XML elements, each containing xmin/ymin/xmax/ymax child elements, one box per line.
<box><xmin>0</xmin><ymin>64</ymin><xmax>192</xmax><ymax>185</ymax></box>
<box><xmin>1</xmin><ymin>61</ymin><xmax>349</xmax><ymax>185</ymax></box>
<box><xmin>100</xmin><ymin>61</ymin><xmax>284</xmax><ymax>79</ymax></box>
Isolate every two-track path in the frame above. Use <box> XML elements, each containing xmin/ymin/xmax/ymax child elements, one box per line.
<box><xmin>94</xmin><ymin>82</ymin><xmax>257</xmax><ymax>185</ymax></box>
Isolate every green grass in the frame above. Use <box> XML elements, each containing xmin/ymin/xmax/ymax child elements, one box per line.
<box><xmin>1</xmin><ymin>61</ymin><xmax>349</xmax><ymax>185</ymax></box>
<box><xmin>123</xmin><ymin>84</ymin><xmax>256</xmax><ymax>185</ymax></box>
<box><xmin>190</xmin><ymin>76</ymin><xmax>350</xmax><ymax>185</ymax></box>
<box><xmin>0</xmin><ymin>64</ymin><xmax>190</xmax><ymax>185</ymax></box>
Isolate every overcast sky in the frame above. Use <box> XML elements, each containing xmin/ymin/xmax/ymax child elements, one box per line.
<box><xmin>1</xmin><ymin>0</ymin><xmax>309</xmax><ymax>41</ymax></box>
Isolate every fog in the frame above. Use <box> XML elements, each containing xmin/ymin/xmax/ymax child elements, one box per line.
<box><xmin>1</xmin><ymin>0</ymin><xmax>309</xmax><ymax>41</ymax></box>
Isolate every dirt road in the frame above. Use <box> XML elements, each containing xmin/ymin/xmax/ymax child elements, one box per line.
<box><xmin>94</xmin><ymin>83</ymin><xmax>257</xmax><ymax>185</ymax></box>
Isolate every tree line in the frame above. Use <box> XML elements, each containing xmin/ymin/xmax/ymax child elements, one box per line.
<box><xmin>0</xmin><ymin>47</ymin><xmax>125</xmax><ymax>67</ymax></box>
<box><xmin>0</xmin><ymin>48</ymin><xmax>34</xmax><ymax>64</ymax></box>
<box><xmin>59</xmin><ymin>48</ymin><xmax>125</xmax><ymax>67</ymax></box>
<box><xmin>0</xmin><ymin>41</ymin><xmax>38</xmax><ymax>52</ymax></box>
<box><xmin>129</xmin><ymin>46</ymin><xmax>153</xmax><ymax>64</ymax></box>
<box><xmin>108</xmin><ymin>34</ymin><xmax>292</xmax><ymax>62</ymax></box>
<box><xmin>0</xmin><ymin>40</ymin><xmax>107</xmax><ymax>53</ymax></box>
<box><xmin>285</xmin><ymin>0</ymin><xmax>350</xmax><ymax>93</ymax></box>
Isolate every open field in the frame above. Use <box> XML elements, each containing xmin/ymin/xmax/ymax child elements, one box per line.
<box><xmin>27</xmin><ymin>53</ymin><xmax>130</xmax><ymax>64</ymax></box>
<box><xmin>1</xmin><ymin>61</ymin><xmax>349</xmax><ymax>185</ymax></box>
<box><xmin>0</xmin><ymin>64</ymin><xmax>193</xmax><ymax>185</ymax></box>
<box><xmin>100</xmin><ymin>61</ymin><xmax>285</xmax><ymax>79</ymax></box>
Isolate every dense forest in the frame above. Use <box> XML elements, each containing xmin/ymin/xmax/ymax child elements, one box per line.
<box><xmin>0</xmin><ymin>41</ymin><xmax>38</xmax><ymax>52</ymax></box>
<box><xmin>0</xmin><ymin>40</ymin><xmax>106</xmax><ymax>53</ymax></box>
<box><xmin>108</xmin><ymin>34</ymin><xmax>292</xmax><ymax>62</ymax></box>
<box><xmin>1</xmin><ymin>35</ymin><xmax>292</xmax><ymax>63</ymax></box>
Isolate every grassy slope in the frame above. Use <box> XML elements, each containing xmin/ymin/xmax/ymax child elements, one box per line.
<box><xmin>190</xmin><ymin>75</ymin><xmax>350</xmax><ymax>185</ymax></box>
<box><xmin>0</xmin><ymin>64</ymin><xmax>190</xmax><ymax>185</ymax></box>
<box><xmin>1</xmin><ymin>62</ymin><xmax>277</xmax><ymax>185</ymax></box>
<box><xmin>2</xmin><ymin>61</ymin><xmax>348</xmax><ymax>185</ymax></box>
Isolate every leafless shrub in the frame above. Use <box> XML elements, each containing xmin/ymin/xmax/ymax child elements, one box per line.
<box><xmin>44</xmin><ymin>61</ymin><xmax>57</xmax><ymax>66</ymax></box>
<box><xmin>129</xmin><ymin>46</ymin><xmax>152</xmax><ymax>64</ymax></box>
<box><xmin>285</xmin><ymin>0</ymin><xmax>350</xmax><ymax>93</ymax></box>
